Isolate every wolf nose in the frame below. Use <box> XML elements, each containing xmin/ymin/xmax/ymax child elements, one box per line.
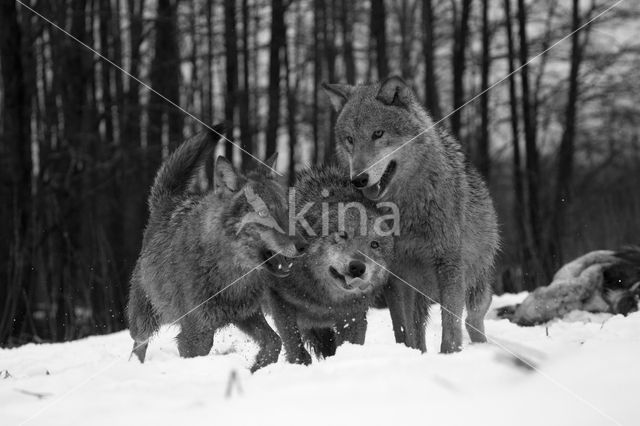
<box><xmin>294</xmin><ymin>238</ymin><xmax>309</xmax><ymax>254</ymax></box>
<box><xmin>348</xmin><ymin>260</ymin><xmax>366</xmax><ymax>278</ymax></box>
<box><xmin>351</xmin><ymin>173</ymin><xmax>369</xmax><ymax>189</ymax></box>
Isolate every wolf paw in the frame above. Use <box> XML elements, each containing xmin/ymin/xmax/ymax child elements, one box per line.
<box><xmin>440</xmin><ymin>341</ymin><xmax>463</xmax><ymax>354</ymax></box>
<box><xmin>287</xmin><ymin>349</ymin><xmax>312</xmax><ymax>366</ymax></box>
<box><xmin>250</xmin><ymin>348</ymin><xmax>280</xmax><ymax>373</ymax></box>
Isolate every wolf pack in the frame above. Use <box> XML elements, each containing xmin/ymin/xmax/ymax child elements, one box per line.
<box><xmin>127</xmin><ymin>76</ymin><xmax>499</xmax><ymax>372</ymax></box>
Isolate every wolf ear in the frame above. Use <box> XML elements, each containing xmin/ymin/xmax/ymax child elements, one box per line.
<box><xmin>259</xmin><ymin>152</ymin><xmax>279</xmax><ymax>178</ymax></box>
<box><xmin>264</xmin><ymin>152</ymin><xmax>278</xmax><ymax>169</ymax></box>
<box><xmin>322</xmin><ymin>82</ymin><xmax>354</xmax><ymax>112</ymax></box>
<box><xmin>376</xmin><ymin>76</ymin><xmax>412</xmax><ymax>108</ymax></box>
<box><xmin>214</xmin><ymin>156</ymin><xmax>240</xmax><ymax>193</ymax></box>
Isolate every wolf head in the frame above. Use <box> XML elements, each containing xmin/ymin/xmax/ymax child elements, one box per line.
<box><xmin>214</xmin><ymin>154</ymin><xmax>306</xmax><ymax>277</ymax></box>
<box><xmin>306</xmin><ymin>210</ymin><xmax>393</xmax><ymax>301</ymax></box>
<box><xmin>293</xmin><ymin>166</ymin><xmax>394</xmax><ymax>301</ymax></box>
<box><xmin>323</xmin><ymin>76</ymin><xmax>438</xmax><ymax>201</ymax></box>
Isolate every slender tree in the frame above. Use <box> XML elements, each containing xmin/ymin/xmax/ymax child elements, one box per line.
<box><xmin>504</xmin><ymin>0</ymin><xmax>534</xmax><ymax>290</ymax></box>
<box><xmin>517</xmin><ymin>0</ymin><xmax>545</xmax><ymax>281</ymax></box>
<box><xmin>204</xmin><ymin>0</ymin><xmax>215</xmax><ymax>183</ymax></box>
<box><xmin>422</xmin><ymin>0</ymin><xmax>442</xmax><ymax>119</ymax></box>
<box><xmin>450</xmin><ymin>0</ymin><xmax>473</xmax><ymax>142</ymax></box>
<box><xmin>477</xmin><ymin>0</ymin><xmax>491</xmax><ymax>179</ymax></box>
<box><xmin>285</xmin><ymin>3</ymin><xmax>302</xmax><ymax>185</ymax></box>
<box><xmin>224</xmin><ymin>0</ymin><xmax>238</xmax><ymax>159</ymax></box>
<box><xmin>188</xmin><ymin>0</ymin><xmax>199</xmax><ymax>136</ymax></box>
<box><xmin>120</xmin><ymin>0</ymin><xmax>147</xmax><ymax>287</ymax></box>
<box><xmin>323</xmin><ymin>0</ymin><xmax>337</xmax><ymax>162</ymax></box>
<box><xmin>265</xmin><ymin>0</ymin><xmax>286</xmax><ymax>158</ymax></box>
<box><xmin>548</xmin><ymin>0</ymin><xmax>583</xmax><ymax>270</ymax></box>
<box><xmin>312</xmin><ymin>0</ymin><xmax>323</xmax><ymax>164</ymax></box>
<box><xmin>0</xmin><ymin>0</ymin><xmax>33</xmax><ymax>344</ymax></box>
<box><xmin>398</xmin><ymin>0</ymin><xmax>418</xmax><ymax>79</ymax></box>
<box><xmin>148</xmin><ymin>0</ymin><xmax>182</xmax><ymax>156</ymax></box>
<box><xmin>370</xmin><ymin>0</ymin><xmax>389</xmax><ymax>78</ymax></box>
<box><xmin>341</xmin><ymin>0</ymin><xmax>356</xmax><ymax>84</ymax></box>
<box><xmin>239</xmin><ymin>0</ymin><xmax>254</xmax><ymax>170</ymax></box>
<box><xmin>99</xmin><ymin>0</ymin><xmax>115</xmax><ymax>145</ymax></box>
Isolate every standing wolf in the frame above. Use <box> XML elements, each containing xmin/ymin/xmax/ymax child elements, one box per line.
<box><xmin>127</xmin><ymin>127</ymin><xmax>304</xmax><ymax>371</ymax></box>
<box><xmin>323</xmin><ymin>76</ymin><xmax>499</xmax><ymax>353</ymax></box>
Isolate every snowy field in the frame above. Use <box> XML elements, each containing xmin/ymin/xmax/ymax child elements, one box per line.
<box><xmin>1</xmin><ymin>293</ymin><xmax>637</xmax><ymax>426</ymax></box>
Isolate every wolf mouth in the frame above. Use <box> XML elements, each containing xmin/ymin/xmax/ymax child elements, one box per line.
<box><xmin>329</xmin><ymin>266</ymin><xmax>372</xmax><ymax>293</ymax></box>
<box><xmin>263</xmin><ymin>250</ymin><xmax>294</xmax><ymax>277</ymax></box>
<box><xmin>363</xmin><ymin>160</ymin><xmax>396</xmax><ymax>200</ymax></box>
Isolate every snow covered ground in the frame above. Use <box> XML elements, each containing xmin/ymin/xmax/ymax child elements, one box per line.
<box><xmin>1</xmin><ymin>293</ymin><xmax>638</xmax><ymax>426</ymax></box>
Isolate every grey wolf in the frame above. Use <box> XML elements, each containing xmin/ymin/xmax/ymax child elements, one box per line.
<box><xmin>323</xmin><ymin>76</ymin><xmax>499</xmax><ymax>353</ymax></box>
<box><xmin>268</xmin><ymin>165</ymin><xmax>394</xmax><ymax>364</ymax></box>
<box><xmin>127</xmin><ymin>127</ymin><xmax>305</xmax><ymax>371</ymax></box>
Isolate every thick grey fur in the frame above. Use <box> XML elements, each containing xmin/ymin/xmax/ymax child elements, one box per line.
<box><xmin>128</xmin><ymin>126</ymin><xmax>299</xmax><ymax>371</ymax></box>
<box><xmin>323</xmin><ymin>76</ymin><xmax>500</xmax><ymax>353</ymax></box>
<box><xmin>268</xmin><ymin>165</ymin><xmax>394</xmax><ymax>364</ymax></box>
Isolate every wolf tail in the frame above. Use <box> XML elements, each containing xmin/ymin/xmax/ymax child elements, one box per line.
<box><xmin>148</xmin><ymin>124</ymin><xmax>224</xmax><ymax>213</ymax></box>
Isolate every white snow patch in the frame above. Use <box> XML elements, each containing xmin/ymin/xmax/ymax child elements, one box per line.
<box><xmin>0</xmin><ymin>294</ymin><xmax>637</xmax><ymax>426</ymax></box>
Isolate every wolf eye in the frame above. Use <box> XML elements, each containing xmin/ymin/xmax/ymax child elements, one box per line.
<box><xmin>334</xmin><ymin>231</ymin><xmax>349</xmax><ymax>243</ymax></box>
<box><xmin>345</xmin><ymin>136</ymin><xmax>354</xmax><ymax>146</ymax></box>
<box><xmin>372</xmin><ymin>130</ymin><xmax>385</xmax><ymax>140</ymax></box>
<box><xmin>370</xmin><ymin>241</ymin><xmax>380</xmax><ymax>249</ymax></box>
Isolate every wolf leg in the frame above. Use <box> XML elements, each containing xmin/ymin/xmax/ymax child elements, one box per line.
<box><xmin>302</xmin><ymin>328</ymin><xmax>337</xmax><ymax>358</ymax></box>
<box><xmin>465</xmin><ymin>281</ymin><xmax>492</xmax><ymax>343</ymax></box>
<box><xmin>410</xmin><ymin>298</ymin><xmax>429</xmax><ymax>352</ymax></box>
<box><xmin>383</xmin><ymin>279</ymin><xmax>408</xmax><ymax>345</ymax></box>
<box><xmin>236</xmin><ymin>311</ymin><xmax>281</xmax><ymax>372</ymax></box>
<box><xmin>268</xmin><ymin>290</ymin><xmax>312</xmax><ymax>365</ymax></box>
<box><xmin>402</xmin><ymin>288</ymin><xmax>426</xmax><ymax>350</ymax></box>
<box><xmin>336</xmin><ymin>311</ymin><xmax>368</xmax><ymax>346</ymax></box>
<box><xmin>128</xmin><ymin>282</ymin><xmax>160</xmax><ymax>363</ymax></box>
<box><xmin>437</xmin><ymin>259</ymin><xmax>465</xmax><ymax>353</ymax></box>
<box><xmin>176</xmin><ymin>317</ymin><xmax>214</xmax><ymax>358</ymax></box>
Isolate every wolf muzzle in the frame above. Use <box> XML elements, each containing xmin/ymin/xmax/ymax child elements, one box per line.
<box><xmin>351</xmin><ymin>161</ymin><xmax>397</xmax><ymax>200</ymax></box>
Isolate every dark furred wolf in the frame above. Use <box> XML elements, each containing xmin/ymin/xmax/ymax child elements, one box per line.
<box><xmin>127</xmin><ymin>127</ymin><xmax>304</xmax><ymax>371</ymax></box>
<box><xmin>268</xmin><ymin>165</ymin><xmax>394</xmax><ymax>364</ymax></box>
<box><xmin>323</xmin><ymin>76</ymin><xmax>499</xmax><ymax>353</ymax></box>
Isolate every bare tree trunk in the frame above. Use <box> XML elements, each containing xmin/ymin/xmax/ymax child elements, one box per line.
<box><xmin>224</xmin><ymin>0</ymin><xmax>238</xmax><ymax>160</ymax></box>
<box><xmin>99</xmin><ymin>0</ymin><xmax>114</xmax><ymax>145</ymax></box>
<box><xmin>504</xmin><ymin>0</ymin><xmax>534</xmax><ymax>291</ymax></box>
<box><xmin>148</xmin><ymin>0</ymin><xmax>182</xmax><ymax>158</ymax></box>
<box><xmin>0</xmin><ymin>0</ymin><xmax>33</xmax><ymax>344</ymax></box>
<box><xmin>548</xmin><ymin>0</ymin><xmax>583</xmax><ymax>271</ymax></box>
<box><xmin>95</xmin><ymin>0</ymin><xmax>125</xmax><ymax>330</ymax></box>
<box><xmin>370</xmin><ymin>0</ymin><xmax>389</xmax><ymax>78</ymax></box>
<box><xmin>322</xmin><ymin>0</ymin><xmax>337</xmax><ymax>163</ymax></box>
<box><xmin>450</xmin><ymin>0</ymin><xmax>473</xmax><ymax>142</ymax></box>
<box><xmin>397</xmin><ymin>0</ymin><xmax>417</xmax><ymax>79</ymax></box>
<box><xmin>205</xmin><ymin>0</ymin><xmax>215</xmax><ymax>182</ymax></box>
<box><xmin>239</xmin><ymin>0</ymin><xmax>253</xmax><ymax>170</ymax></box>
<box><xmin>188</xmin><ymin>0</ymin><xmax>199</xmax><ymax>136</ymax></box>
<box><xmin>313</xmin><ymin>0</ymin><xmax>322</xmax><ymax>164</ymax></box>
<box><xmin>422</xmin><ymin>0</ymin><xmax>441</xmax><ymax>120</ymax></box>
<box><xmin>285</xmin><ymin>6</ymin><xmax>300</xmax><ymax>185</ymax></box>
<box><xmin>265</xmin><ymin>0</ymin><xmax>286</xmax><ymax>158</ymax></box>
<box><xmin>341</xmin><ymin>0</ymin><xmax>356</xmax><ymax>84</ymax></box>
<box><xmin>477</xmin><ymin>0</ymin><xmax>491</xmax><ymax>179</ymax></box>
<box><xmin>517</xmin><ymin>0</ymin><xmax>545</xmax><ymax>282</ymax></box>
<box><xmin>120</xmin><ymin>0</ymin><xmax>146</xmax><ymax>290</ymax></box>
